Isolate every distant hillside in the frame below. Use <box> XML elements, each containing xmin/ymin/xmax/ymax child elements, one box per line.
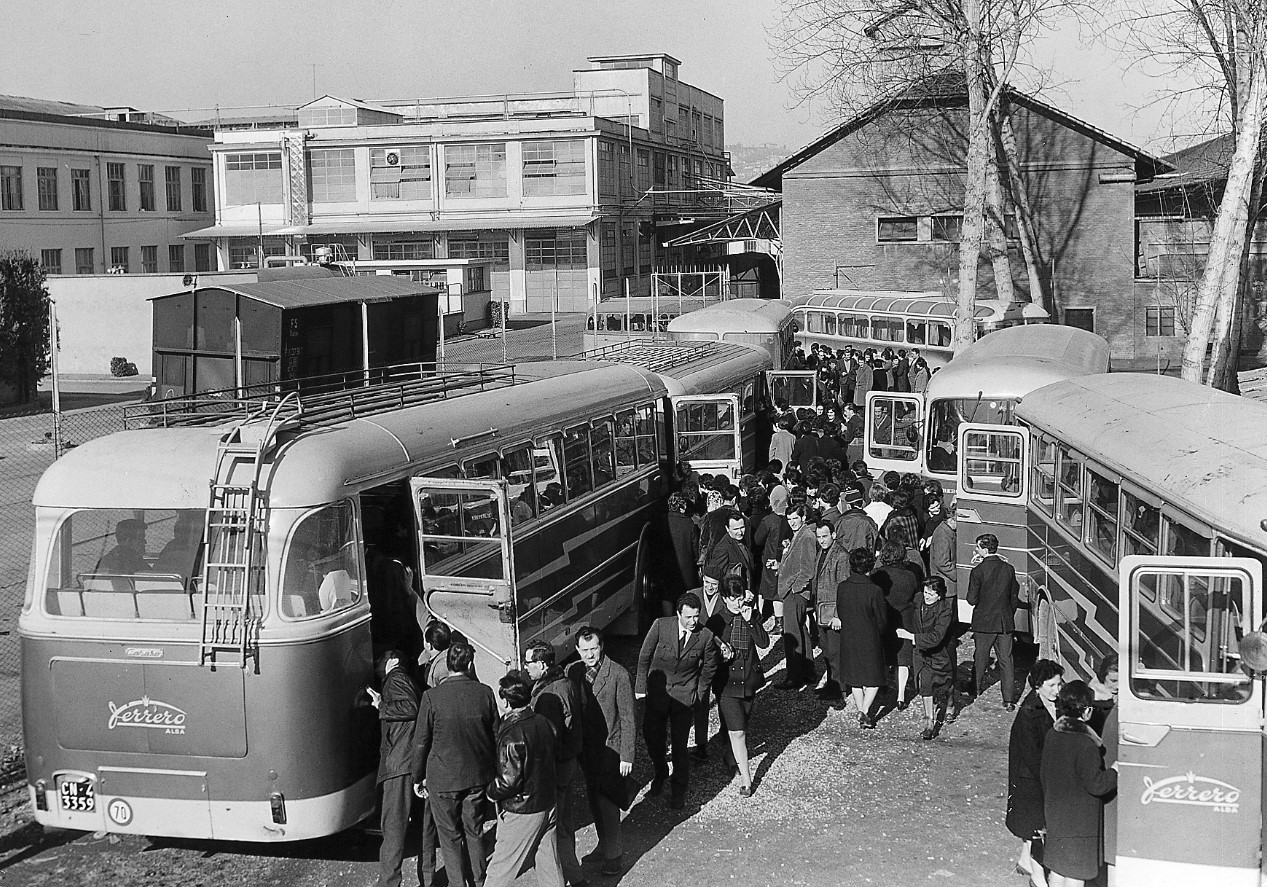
<box><xmin>727</xmin><ymin>142</ymin><xmax>793</xmax><ymax>185</ymax></box>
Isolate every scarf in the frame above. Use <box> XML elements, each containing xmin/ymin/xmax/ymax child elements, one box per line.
<box><xmin>724</xmin><ymin>608</ymin><xmax>754</xmax><ymax>658</ymax></box>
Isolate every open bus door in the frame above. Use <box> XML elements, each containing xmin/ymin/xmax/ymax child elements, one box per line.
<box><xmin>672</xmin><ymin>393</ymin><xmax>743</xmax><ymax>481</ymax></box>
<box><xmin>954</xmin><ymin>422</ymin><xmax>1029</xmax><ymax>626</ymax></box>
<box><xmin>863</xmin><ymin>391</ymin><xmax>924</xmax><ymax>478</ymax></box>
<box><xmin>767</xmin><ymin>370</ymin><xmax>817</xmax><ymax>415</ymax></box>
<box><xmin>410</xmin><ymin>477</ymin><xmax>519</xmax><ymax>683</ymax></box>
<box><xmin>1115</xmin><ymin>555</ymin><xmax>1263</xmax><ymax>887</ymax></box>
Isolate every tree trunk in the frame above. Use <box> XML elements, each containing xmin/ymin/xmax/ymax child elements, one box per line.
<box><xmin>985</xmin><ymin>138</ymin><xmax>1016</xmax><ymax>305</ymax></box>
<box><xmin>1210</xmin><ymin>150</ymin><xmax>1265</xmax><ymax>389</ymax></box>
<box><xmin>1181</xmin><ymin>57</ymin><xmax>1267</xmax><ymax>382</ymax></box>
<box><xmin>956</xmin><ymin>20</ymin><xmax>990</xmax><ymax>350</ymax></box>
<box><xmin>996</xmin><ymin>101</ymin><xmax>1049</xmax><ymax>312</ymax></box>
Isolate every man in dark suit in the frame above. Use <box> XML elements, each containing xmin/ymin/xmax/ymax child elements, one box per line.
<box><xmin>635</xmin><ymin>592</ymin><xmax>718</xmax><ymax>809</ymax></box>
<box><xmin>412</xmin><ymin>642</ymin><xmax>499</xmax><ymax>887</ymax></box>
<box><xmin>966</xmin><ymin>533</ymin><xmax>1022</xmax><ymax>711</ymax></box>
<box><xmin>370</xmin><ymin>650</ymin><xmax>420</xmax><ymax>887</ymax></box>
<box><xmin>569</xmin><ymin>626</ymin><xmax>636</xmax><ymax>876</ymax></box>
<box><xmin>703</xmin><ymin>510</ymin><xmax>753</xmax><ymax>592</ymax></box>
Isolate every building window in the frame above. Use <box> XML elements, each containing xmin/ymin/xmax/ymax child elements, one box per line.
<box><xmin>703</xmin><ymin>115</ymin><xmax>715</xmax><ymax>148</ymax></box>
<box><xmin>168</xmin><ymin>244</ymin><xmax>186</xmax><ymax>272</ymax></box>
<box><xmin>931</xmin><ymin>215</ymin><xmax>963</xmax><ymax>243</ymax></box>
<box><xmin>651</xmin><ymin>151</ymin><xmax>664</xmax><ymax>188</ymax></box>
<box><xmin>1064</xmin><ymin>307</ymin><xmax>1095</xmax><ymax>333</ymax></box>
<box><xmin>107</xmin><ymin>162</ymin><xmax>126</xmax><ymax>211</ymax></box>
<box><xmin>194</xmin><ymin>243</ymin><xmax>212</xmax><ymax>272</ymax></box>
<box><xmin>1</xmin><ymin>165</ymin><xmax>23</xmax><ymax>210</ymax></box>
<box><xmin>597</xmin><ymin>140</ymin><xmax>617</xmax><ymax>197</ymax></box>
<box><xmin>447</xmin><ymin>231</ymin><xmax>509</xmax><ymax>266</ymax></box>
<box><xmin>1146</xmin><ymin>305</ymin><xmax>1176</xmax><ymax>337</ymax></box>
<box><xmin>878</xmin><ymin>216</ymin><xmax>919</xmax><ymax>242</ymax></box>
<box><xmin>110</xmin><ymin>246</ymin><xmax>130</xmax><ymax>273</ymax></box>
<box><xmin>370</xmin><ymin>146</ymin><xmax>431</xmax><ymax>200</ymax></box>
<box><xmin>37</xmin><ymin>167</ymin><xmax>57</xmax><ymax>211</ymax></box>
<box><xmin>72</xmin><ymin>168</ymin><xmax>91</xmax><ymax>211</ymax></box>
<box><xmin>526</xmin><ymin>229</ymin><xmax>587</xmax><ymax>270</ymax></box>
<box><xmin>40</xmin><ymin>249</ymin><xmax>62</xmax><ymax>275</ymax></box>
<box><xmin>165</xmin><ymin>166</ymin><xmax>182</xmax><ymax>211</ymax></box>
<box><xmin>224</xmin><ymin>152</ymin><xmax>283</xmax><ymax>206</ymax></box>
<box><xmin>138</xmin><ymin>164</ymin><xmax>155</xmax><ymax>211</ymax></box>
<box><xmin>75</xmin><ymin>247</ymin><xmax>95</xmax><ymax>274</ymax></box>
<box><xmin>307</xmin><ymin>149</ymin><xmax>356</xmax><ymax>203</ymax></box>
<box><xmin>372</xmin><ymin>239</ymin><xmax>435</xmax><ymax>261</ymax></box>
<box><xmin>522</xmin><ymin>140</ymin><xmax>587</xmax><ymax>197</ymax></box>
<box><xmin>140</xmin><ymin>245</ymin><xmax>158</xmax><ymax>273</ymax></box>
<box><xmin>444</xmin><ymin>143</ymin><xmax>506</xmax><ymax>198</ymax></box>
<box><xmin>228</xmin><ymin>237</ymin><xmax>285</xmax><ymax>269</ymax></box>
<box><xmin>650</xmin><ymin>96</ymin><xmax>663</xmax><ymax>132</ymax></box>
<box><xmin>191</xmin><ymin>167</ymin><xmax>208</xmax><ymax>213</ymax></box>
<box><xmin>601</xmin><ymin>224</ymin><xmax>617</xmax><ymax>281</ymax></box>
<box><xmin>621</xmin><ymin>222</ymin><xmax>635</xmax><ymax>276</ymax></box>
<box><xmin>299</xmin><ymin>106</ymin><xmax>357</xmax><ymax>128</ymax></box>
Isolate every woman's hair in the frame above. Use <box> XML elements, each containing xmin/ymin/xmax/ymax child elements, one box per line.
<box><xmin>923</xmin><ymin>576</ymin><xmax>947</xmax><ymax>598</ymax></box>
<box><xmin>1028</xmin><ymin>658</ymin><xmax>1065</xmax><ymax>689</ymax></box>
<box><xmin>1095</xmin><ymin>652</ymin><xmax>1120</xmax><ymax>683</ymax></box>
<box><xmin>868</xmin><ymin>482</ymin><xmax>890</xmax><ymax>503</ymax></box>
<box><xmin>877</xmin><ymin>538</ymin><xmax>905</xmax><ymax>567</ymax></box>
<box><xmin>721</xmin><ymin>575</ymin><xmax>746</xmax><ymax>599</ymax></box>
<box><xmin>1055</xmin><ymin>680</ymin><xmax>1095</xmax><ymax>720</ymax></box>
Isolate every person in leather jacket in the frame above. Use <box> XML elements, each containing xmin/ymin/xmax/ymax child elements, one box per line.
<box><xmin>483</xmin><ymin>672</ymin><xmax>564</xmax><ymax>887</ymax></box>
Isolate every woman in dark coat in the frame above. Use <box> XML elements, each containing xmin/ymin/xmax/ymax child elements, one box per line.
<box><xmin>705</xmin><ymin>576</ymin><xmax>770</xmax><ymax>798</ymax></box>
<box><xmin>830</xmin><ymin>547</ymin><xmax>887</xmax><ymax>728</ymax></box>
<box><xmin>663</xmin><ymin>493</ymin><xmax>699</xmax><ymax>617</ymax></box>
<box><xmin>872</xmin><ymin>539</ymin><xmax>919</xmax><ymax>709</ymax></box>
<box><xmin>1040</xmin><ymin>681</ymin><xmax>1117</xmax><ymax>887</ymax></box>
<box><xmin>1008</xmin><ymin>658</ymin><xmax>1065</xmax><ymax>886</ymax></box>
<box><xmin>912</xmin><ymin>576</ymin><xmax>955</xmax><ymax>739</ymax></box>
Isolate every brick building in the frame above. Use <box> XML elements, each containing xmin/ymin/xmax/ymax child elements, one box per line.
<box><xmin>752</xmin><ymin>80</ymin><xmax>1172</xmax><ymax>363</ymax></box>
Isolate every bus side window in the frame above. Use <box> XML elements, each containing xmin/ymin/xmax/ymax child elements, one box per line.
<box><xmin>823</xmin><ymin>312</ymin><xmax>837</xmax><ymax>335</ymax></box>
<box><xmin>1158</xmin><ymin>515</ymin><xmax>1211</xmax><ymax>619</ymax></box>
<box><xmin>929</xmin><ymin>321</ymin><xmax>952</xmax><ymax>347</ymax></box>
<box><xmin>615</xmin><ymin>409</ymin><xmax>638</xmax><ymax>476</ymax></box>
<box><xmin>1030</xmin><ymin>436</ymin><xmax>1056</xmax><ymax>513</ymax></box>
<box><xmin>282</xmin><ymin>500</ymin><xmax>363</xmax><ymax>618</ymax></box>
<box><xmin>1121</xmin><ymin>491</ymin><xmax>1160</xmax><ymax>557</ymax></box>
<box><xmin>807</xmin><ymin>311</ymin><xmax>824</xmax><ymax>334</ymax></box>
<box><xmin>607</xmin><ymin>315</ymin><xmax>622</xmax><ymax>332</ymax></box>
<box><xmin>463</xmin><ymin>453</ymin><xmax>500</xmax><ymax>482</ymax></box>
<box><xmin>906</xmin><ymin>320</ymin><xmax>926</xmax><ymax>345</ymax></box>
<box><xmin>534</xmin><ymin>437</ymin><xmax>565</xmax><ymax>511</ymax></box>
<box><xmin>1055</xmin><ymin>448</ymin><xmax>1084</xmax><ymax>532</ymax></box>
<box><xmin>868</xmin><ymin>396</ymin><xmax>920</xmax><ymax>462</ymax></box>
<box><xmin>504</xmin><ymin>444</ymin><xmax>537</xmax><ymax>524</ymax></box>
<box><xmin>1084</xmin><ymin>469</ymin><xmax>1119</xmax><ymax>563</ymax></box>
<box><xmin>741</xmin><ymin>380</ymin><xmax>755</xmax><ymax>416</ymax></box>
<box><xmin>961</xmin><ymin>428</ymin><xmax>1023</xmax><ymax>494</ymax></box>
<box><xmin>563</xmin><ymin>424</ymin><xmax>594</xmax><ymax>500</ymax></box>
<box><xmin>635</xmin><ymin>403</ymin><xmax>658</xmax><ymax>466</ymax></box>
<box><xmin>590</xmin><ymin>419</ymin><xmax>616</xmax><ymax>488</ymax></box>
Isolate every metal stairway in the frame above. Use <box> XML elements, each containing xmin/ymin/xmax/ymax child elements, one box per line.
<box><xmin>197</xmin><ymin>396</ymin><xmax>299</xmax><ymax>669</ymax></box>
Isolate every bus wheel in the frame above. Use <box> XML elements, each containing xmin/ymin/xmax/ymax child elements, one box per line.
<box><xmin>611</xmin><ymin>524</ymin><xmax>655</xmax><ymax>637</ymax></box>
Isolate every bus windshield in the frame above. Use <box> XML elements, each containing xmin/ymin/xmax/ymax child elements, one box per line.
<box><xmin>42</xmin><ymin>508</ymin><xmax>207</xmax><ymax>621</ymax></box>
<box><xmin>926</xmin><ymin>396</ymin><xmax>1017</xmax><ymax>474</ymax></box>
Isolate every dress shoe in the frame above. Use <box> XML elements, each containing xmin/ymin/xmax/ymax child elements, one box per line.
<box><xmin>738</xmin><ymin>784</ymin><xmax>753</xmax><ymax>798</ymax></box>
<box><xmin>921</xmin><ymin>726</ymin><xmax>936</xmax><ymax>740</ymax></box>
<box><xmin>600</xmin><ymin>857</ymin><xmax>623</xmax><ymax>876</ymax></box>
<box><xmin>772</xmin><ymin>617</ymin><xmax>783</xmax><ymax>634</ymax></box>
<box><xmin>1003</xmin><ymin>702</ymin><xmax>1017</xmax><ymax>713</ymax></box>
<box><xmin>647</xmin><ymin>777</ymin><xmax>665</xmax><ymax>797</ymax></box>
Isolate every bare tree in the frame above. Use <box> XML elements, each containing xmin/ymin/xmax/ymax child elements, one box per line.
<box><xmin>773</xmin><ymin>0</ymin><xmax>1086</xmax><ymax>345</ymax></box>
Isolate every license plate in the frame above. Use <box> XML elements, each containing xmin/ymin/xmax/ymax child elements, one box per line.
<box><xmin>58</xmin><ymin>776</ymin><xmax>95</xmax><ymax>812</ymax></box>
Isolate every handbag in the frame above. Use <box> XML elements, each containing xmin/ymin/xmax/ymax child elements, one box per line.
<box><xmin>815</xmin><ymin>599</ymin><xmax>837</xmax><ymax>627</ymax></box>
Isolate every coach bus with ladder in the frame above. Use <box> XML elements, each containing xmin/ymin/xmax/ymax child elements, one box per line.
<box><xmin>954</xmin><ymin>371</ymin><xmax>1267</xmax><ymax>887</ymax></box>
<box><xmin>789</xmin><ymin>289</ymin><xmax>1049</xmax><ymax>368</ymax></box>
<box><xmin>19</xmin><ymin>338</ymin><xmax>770</xmax><ymax>843</ymax></box>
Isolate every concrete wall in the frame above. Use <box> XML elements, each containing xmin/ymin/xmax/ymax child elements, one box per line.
<box><xmin>781</xmin><ymin>103</ymin><xmax>1144</xmax><ymax>359</ymax></box>
<box><xmin>48</xmin><ymin>271</ymin><xmax>254</xmax><ymax>377</ymax></box>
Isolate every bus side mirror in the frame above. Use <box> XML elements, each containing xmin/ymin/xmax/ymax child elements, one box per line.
<box><xmin>1237</xmin><ymin>631</ymin><xmax>1267</xmax><ymax>673</ymax></box>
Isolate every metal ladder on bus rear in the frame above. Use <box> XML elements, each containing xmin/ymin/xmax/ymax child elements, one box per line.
<box><xmin>197</xmin><ymin>396</ymin><xmax>299</xmax><ymax>669</ymax></box>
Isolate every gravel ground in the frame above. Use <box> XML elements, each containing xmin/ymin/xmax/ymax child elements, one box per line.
<box><xmin>0</xmin><ymin>635</ymin><xmax>1023</xmax><ymax>887</ymax></box>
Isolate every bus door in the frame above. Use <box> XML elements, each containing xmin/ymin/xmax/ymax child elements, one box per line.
<box><xmin>864</xmin><ymin>391</ymin><xmax>924</xmax><ymax>477</ymax></box>
<box><xmin>410</xmin><ymin>478</ymin><xmax>519</xmax><ymax>681</ymax></box>
<box><xmin>1115</xmin><ymin>555</ymin><xmax>1262</xmax><ymax>887</ymax></box>
<box><xmin>672</xmin><ymin>394</ymin><xmax>742</xmax><ymax>481</ymax></box>
<box><xmin>767</xmin><ymin>370</ymin><xmax>817</xmax><ymax>416</ymax></box>
<box><xmin>955</xmin><ymin>422</ymin><xmax>1029</xmax><ymax>625</ymax></box>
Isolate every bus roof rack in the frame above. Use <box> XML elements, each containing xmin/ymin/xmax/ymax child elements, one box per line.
<box><xmin>578</xmin><ymin>339</ymin><xmax>727</xmax><ymax>374</ymax></box>
<box><xmin>123</xmin><ymin>362</ymin><xmax>519</xmax><ymax>431</ymax></box>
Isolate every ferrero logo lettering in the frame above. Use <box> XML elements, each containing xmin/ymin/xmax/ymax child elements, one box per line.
<box><xmin>1140</xmin><ymin>772</ymin><xmax>1241</xmax><ymax>813</ymax></box>
<box><xmin>107</xmin><ymin>696</ymin><xmax>188</xmax><ymax>735</ymax></box>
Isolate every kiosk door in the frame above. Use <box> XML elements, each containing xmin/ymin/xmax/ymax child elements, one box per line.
<box><xmin>410</xmin><ymin>477</ymin><xmax>518</xmax><ymax>679</ymax></box>
<box><xmin>1115</xmin><ymin>555</ymin><xmax>1263</xmax><ymax>887</ymax></box>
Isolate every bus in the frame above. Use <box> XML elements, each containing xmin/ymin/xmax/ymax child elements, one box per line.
<box><xmin>789</xmin><ymin>290</ymin><xmax>1049</xmax><ymax>367</ymax></box>
<box><xmin>20</xmin><ymin>341</ymin><xmax>770</xmax><ymax>843</ymax></box>
<box><xmin>955</xmin><ymin>372</ymin><xmax>1267</xmax><ymax>886</ymax></box>
<box><xmin>583</xmin><ymin>295</ymin><xmax>711</xmax><ymax>351</ymax></box>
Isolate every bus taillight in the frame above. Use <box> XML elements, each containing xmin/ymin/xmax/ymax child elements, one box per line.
<box><xmin>269</xmin><ymin>792</ymin><xmax>286</xmax><ymax>824</ymax></box>
<box><xmin>34</xmin><ymin>780</ymin><xmax>47</xmax><ymax>811</ymax></box>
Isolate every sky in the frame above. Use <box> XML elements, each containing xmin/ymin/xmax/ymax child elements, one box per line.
<box><xmin>1</xmin><ymin>0</ymin><xmax>1202</xmax><ymax>156</ymax></box>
